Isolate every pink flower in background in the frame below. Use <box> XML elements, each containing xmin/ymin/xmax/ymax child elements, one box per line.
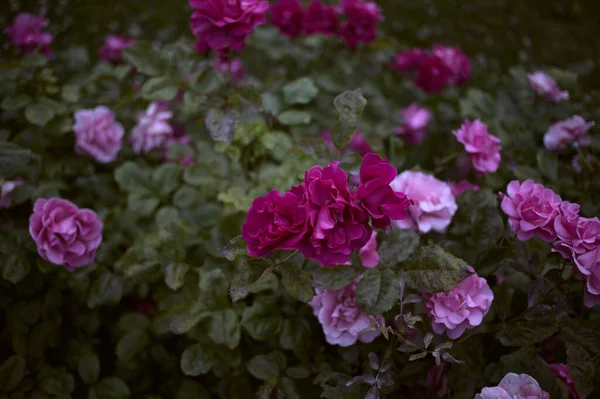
<box><xmin>163</xmin><ymin>135</ymin><xmax>195</xmax><ymax>166</ymax></box>
<box><xmin>0</xmin><ymin>178</ymin><xmax>24</xmax><ymax>209</ymax></box>
<box><xmin>549</xmin><ymin>364</ymin><xmax>579</xmax><ymax>399</ymax></box>
<box><xmin>358</xmin><ymin>231</ymin><xmax>378</xmax><ymax>267</ymax></box>
<box><xmin>212</xmin><ymin>58</ymin><xmax>246</xmax><ymax>83</ymax></box>
<box><xmin>4</xmin><ymin>13</ymin><xmax>53</xmax><ymax>54</ymax></box>
<box><xmin>543</xmin><ymin>116</ymin><xmax>595</xmax><ymax>152</ymax></box>
<box><xmin>499</xmin><ymin>180</ymin><xmax>562</xmax><ymax>242</ymax></box>
<box><xmin>395</xmin><ymin>103</ymin><xmax>430</xmax><ymax>145</ymax></box>
<box><xmin>415</xmin><ymin>55</ymin><xmax>451</xmax><ymax>93</ymax></box>
<box><xmin>270</xmin><ymin>0</ymin><xmax>305</xmax><ymax>37</ymax></box>
<box><xmin>320</xmin><ymin>130</ymin><xmax>373</xmax><ymax>156</ymax></box>
<box><xmin>453</xmin><ymin>119</ymin><xmax>501</xmax><ymax>174</ymax></box>
<box><xmin>390</xmin><ymin>171</ymin><xmax>457</xmax><ymax>234</ymax></box>
<box><xmin>242</xmin><ymin>186</ymin><xmax>309</xmax><ymax>257</ymax></box>
<box><xmin>425</xmin><ymin>364</ymin><xmax>450</xmax><ymax>398</ymax></box>
<box><xmin>475</xmin><ymin>373</ymin><xmax>550</xmax><ymax>399</ymax></box>
<box><xmin>432</xmin><ymin>44</ymin><xmax>471</xmax><ymax>86</ymax></box>
<box><xmin>309</xmin><ymin>278</ymin><xmax>380</xmax><ymax>346</ymax></box>
<box><xmin>339</xmin><ymin>0</ymin><xmax>383</xmax><ymax>49</ymax></box>
<box><xmin>194</xmin><ymin>36</ymin><xmax>210</xmax><ymax>54</ymax></box>
<box><xmin>189</xmin><ymin>0</ymin><xmax>269</xmax><ymax>54</ymax></box>
<box><xmin>300</xmin><ymin>161</ymin><xmax>371</xmax><ymax>266</ymax></box>
<box><xmin>355</xmin><ymin>153</ymin><xmax>411</xmax><ymax>228</ymax></box>
<box><xmin>303</xmin><ymin>0</ymin><xmax>338</xmax><ymax>35</ymax></box>
<box><xmin>391</xmin><ymin>48</ymin><xmax>423</xmax><ymax>71</ymax></box>
<box><xmin>130</xmin><ymin>102</ymin><xmax>174</xmax><ymax>154</ymax></box>
<box><xmin>448</xmin><ymin>180</ymin><xmax>479</xmax><ymax>197</ymax></box>
<box><xmin>424</xmin><ymin>270</ymin><xmax>493</xmax><ymax>339</ymax></box>
<box><xmin>73</xmin><ymin>106</ymin><xmax>124</xmax><ymax>163</ymax></box>
<box><xmin>98</xmin><ymin>35</ymin><xmax>135</xmax><ymax>64</ymax></box>
<box><xmin>29</xmin><ymin>198</ymin><xmax>103</xmax><ymax>271</ymax></box>
<box><xmin>528</xmin><ymin>71</ymin><xmax>569</xmax><ymax>103</ymax></box>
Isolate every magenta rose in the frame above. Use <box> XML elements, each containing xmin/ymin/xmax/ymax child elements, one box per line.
<box><xmin>549</xmin><ymin>364</ymin><xmax>579</xmax><ymax>399</ymax></box>
<box><xmin>391</xmin><ymin>48</ymin><xmax>423</xmax><ymax>71</ymax></box>
<box><xmin>453</xmin><ymin>119</ymin><xmax>502</xmax><ymax>174</ymax></box>
<box><xmin>309</xmin><ymin>277</ymin><xmax>380</xmax><ymax>346</ymax></box>
<box><xmin>0</xmin><ymin>178</ymin><xmax>24</xmax><ymax>209</ymax></box>
<box><xmin>303</xmin><ymin>0</ymin><xmax>338</xmax><ymax>35</ymax></box>
<box><xmin>73</xmin><ymin>106</ymin><xmax>124</xmax><ymax>163</ymax></box>
<box><xmin>543</xmin><ymin>115</ymin><xmax>595</xmax><ymax>152</ymax></box>
<box><xmin>432</xmin><ymin>44</ymin><xmax>471</xmax><ymax>86</ymax></box>
<box><xmin>448</xmin><ymin>180</ymin><xmax>479</xmax><ymax>197</ymax></box>
<box><xmin>270</xmin><ymin>0</ymin><xmax>304</xmax><ymax>38</ymax></box>
<box><xmin>415</xmin><ymin>55</ymin><xmax>451</xmax><ymax>93</ymax></box>
<box><xmin>390</xmin><ymin>171</ymin><xmax>457</xmax><ymax>234</ymax></box>
<box><xmin>4</xmin><ymin>13</ymin><xmax>53</xmax><ymax>55</ymax></box>
<box><xmin>29</xmin><ymin>198</ymin><xmax>103</xmax><ymax>270</ymax></box>
<box><xmin>355</xmin><ymin>153</ymin><xmax>411</xmax><ymax>228</ymax></box>
<box><xmin>339</xmin><ymin>0</ymin><xmax>382</xmax><ymax>49</ymax></box>
<box><xmin>194</xmin><ymin>36</ymin><xmax>210</xmax><ymax>54</ymax></box>
<box><xmin>528</xmin><ymin>71</ymin><xmax>569</xmax><ymax>103</ymax></box>
<box><xmin>130</xmin><ymin>102</ymin><xmax>174</xmax><ymax>154</ymax></box>
<box><xmin>300</xmin><ymin>161</ymin><xmax>371</xmax><ymax>266</ymax></box>
<box><xmin>189</xmin><ymin>0</ymin><xmax>269</xmax><ymax>54</ymax></box>
<box><xmin>242</xmin><ymin>185</ymin><xmax>309</xmax><ymax>257</ymax></box>
<box><xmin>499</xmin><ymin>180</ymin><xmax>562</xmax><ymax>242</ymax></box>
<box><xmin>212</xmin><ymin>58</ymin><xmax>246</xmax><ymax>83</ymax></box>
<box><xmin>98</xmin><ymin>35</ymin><xmax>135</xmax><ymax>64</ymax></box>
<box><xmin>395</xmin><ymin>103</ymin><xmax>430</xmax><ymax>146</ymax></box>
<box><xmin>475</xmin><ymin>373</ymin><xmax>550</xmax><ymax>399</ymax></box>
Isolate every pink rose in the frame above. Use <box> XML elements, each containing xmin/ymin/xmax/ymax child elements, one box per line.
<box><xmin>309</xmin><ymin>277</ymin><xmax>380</xmax><ymax>346</ymax></box>
<box><xmin>432</xmin><ymin>44</ymin><xmax>471</xmax><ymax>86</ymax></box>
<box><xmin>189</xmin><ymin>0</ymin><xmax>269</xmax><ymax>54</ymax></box>
<box><xmin>415</xmin><ymin>55</ymin><xmax>451</xmax><ymax>93</ymax></box>
<box><xmin>212</xmin><ymin>57</ymin><xmax>246</xmax><ymax>83</ymax></box>
<box><xmin>424</xmin><ymin>271</ymin><xmax>493</xmax><ymax>339</ymax></box>
<box><xmin>448</xmin><ymin>180</ymin><xmax>480</xmax><ymax>197</ymax></box>
<box><xmin>130</xmin><ymin>102</ymin><xmax>174</xmax><ymax>154</ymax></box>
<box><xmin>320</xmin><ymin>130</ymin><xmax>373</xmax><ymax>156</ymax></box>
<box><xmin>29</xmin><ymin>198</ymin><xmax>103</xmax><ymax>270</ymax></box>
<box><xmin>300</xmin><ymin>161</ymin><xmax>371</xmax><ymax>266</ymax></box>
<box><xmin>270</xmin><ymin>0</ymin><xmax>304</xmax><ymax>38</ymax></box>
<box><xmin>98</xmin><ymin>35</ymin><xmax>135</xmax><ymax>64</ymax></box>
<box><xmin>0</xmin><ymin>178</ymin><xmax>24</xmax><ymax>209</ymax></box>
<box><xmin>475</xmin><ymin>373</ymin><xmax>550</xmax><ymax>399</ymax></box>
<box><xmin>394</xmin><ymin>103</ymin><xmax>430</xmax><ymax>146</ymax></box>
<box><xmin>390</xmin><ymin>171</ymin><xmax>457</xmax><ymax>234</ymax></box>
<box><xmin>194</xmin><ymin>36</ymin><xmax>210</xmax><ymax>54</ymax></box>
<box><xmin>358</xmin><ymin>231</ymin><xmax>378</xmax><ymax>267</ymax></box>
<box><xmin>499</xmin><ymin>180</ymin><xmax>562</xmax><ymax>242</ymax></box>
<box><xmin>242</xmin><ymin>186</ymin><xmax>308</xmax><ymax>257</ymax></box>
<box><xmin>453</xmin><ymin>119</ymin><xmax>502</xmax><ymax>174</ymax></box>
<box><xmin>163</xmin><ymin>135</ymin><xmax>195</xmax><ymax>166</ymax></box>
<box><xmin>543</xmin><ymin>115</ymin><xmax>595</xmax><ymax>152</ymax></box>
<box><xmin>303</xmin><ymin>0</ymin><xmax>338</xmax><ymax>35</ymax></box>
<box><xmin>528</xmin><ymin>71</ymin><xmax>569</xmax><ymax>103</ymax></box>
<box><xmin>355</xmin><ymin>153</ymin><xmax>411</xmax><ymax>228</ymax></box>
<box><xmin>339</xmin><ymin>0</ymin><xmax>383</xmax><ymax>49</ymax></box>
<box><xmin>549</xmin><ymin>364</ymin><xmax>579</xmax><ymax>399</ymax></box>
<box><xmin>73</xmin><ymin>106</ymin><xmax>124</xmax><ymax>163</ymax></box>
<box><xmin>4</xmin><ymin>13</ymin><xmax>53</xmax><ymax>54</ymax></box>
<box><xmin>391</xmin><ymin>48</ymin><xmax>423</xmax><ymax>72</ymax></box>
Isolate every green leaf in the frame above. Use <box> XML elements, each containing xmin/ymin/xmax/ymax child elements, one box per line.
<box><xmin>116</xmin><ymin>330</ymin><xmax>150</xmax><ymax>361</ymax></box>
<box><xmin>459</xmin><ymin>88</ymin><xmax>496</xmax><ymax>119</ymax></box>
<box><xmin>560</xmin><ymin>320</ymin><xmax>600</xmax><ymax>356</ymax></box>
<box><xmin>378</xmin><ymin>229</ymin><xmax>420</xmax><ymax>267</ymax></box>
<box><xmin>209</xmin><ymin>309</ymin><xmax>241</xmax><ymax>349</ymax></box>
<box><xmin>0</xmin><ymin>141</ymin><xmax>31</xmax><ymax>177</ymax></box>
<box><xmin>155</xmin><ymin>206</ymin><xmax>180</xmax><ymax>229</ymax></box>
<box><xmin>173</xmin><ymin>185</ymin><xmax>198</xmax><ymax>208</ymax></box>
<box><xmin>61</xmin><ymin>84</ymin><xmax>81</xmax><ymax>103</ymax></box>
<box><xmin>114</xmin><ymin>162</ymin><xmax>150</xmax><ymax>193</ymax></box>
<box><xmin>332</xmin><ymin>89</ymin><xmax>367</xmax><ymax>148</ymax></box>
<box><xmin>278</xmin><ymin>262</ymin><xmax>314</xmax><ymax>302</ymax></box>
<box><xmin>2</xmin><ymin>253</ymin><xmax>31</xmax><ymax>284</ymax></box>
<box><xmin>1</xmin><ymin>95</ymin><xmax>31</xmax><ymax>111</ymax></box>
<box><xmin>283</xmin><ymin>77</ymin><xmax>319</xmax><ymax>105</ymax></box>
<box><xmin>241</xmin><ymin>298</ymin><xmax>284</xmax><ymax>341</ymax></box>
<box><xmin>176</xmin><ymin>380</ymin><xmax>211</xmax><ymax>399</ymax></box>
<box><xmin>141</xmin><ymin>76</ymin><xmax>179</xmax><ymax>101</ymax></box>
<box><xmin>566</xmin><ymin>343</ymin><xmax>594</xmax><ymax>399</ymax></box>
<box><xmin>41</xmin><ymin>377</ymin><xmax>64</xmax><ymax>395</ymax></box>
<box><xmin>25</xmin><ymin>102</ymin><xmax>55</xmax><ymax>126</ymax></box>
<box><xmin>277</xmin><ymin>110</ymin><xmax>312</xmax><ymax>125</ymax></box>
<box><xmin>246</xmin><ymin>354</ymin><xmax>280</xmax><ymax>380</ymax></box>
<box><xmin>230</xmin><ymin>260</ymin><xmax>274</xmax><ymax>302</ymax></box>
<box><xmin>355</xmin><ymin>268</ymin><xmax>400</xmax><ymax>315</ymax></box>
<box><xmin>94</xmin><ymin>377</ymin><xmax>130</xmax><ymax>399</ymax></box>
<box><xmin>123</xmin><ymin>42</ymin><xmax>164</xmax><ymax>76</ymax></box>
<box><xmin>403</xmin><ymin>245</ymin><xmax>472</xmax><ymax>293</ymax></box>
<box><xmin>152</xmin><ymin>164</ymin><xmax>180</xmax><ymax>195</ymax></box>
<box><xmin>221</xmin><ymin>235</ymin><xmax>247</xmax><ymax>261</ymax></box>
<box><xmin>312</xmin><ymin>265</ymin><xmax>361</xmax><ymax>291</ymax></box>
<box><xmin>167</xmin><ymin>301</ymin><xmax>211</xmax><ymax>335</ymax></box>
<box><xmin>78</xmin><ymin>354</ymin><xmax>100</xmax><ymax>385</ymax></box>
<box><xmin>87</xmin><ymin>272</ymin><xmax>124</xmax><ymax>309</ymax></box>
<box><xmin>514</xmin><ymin>166</ymin><xmax>542</xmax><ymax>182</ymax></box>
<box><xmin>497</xmin><ymin>319</ymin><xmax>558</xmax><ymax>346</ymax></box>
<box><xmin>536</xmin><ymin>150</ymin><xmax>559</xmax><ymax>181</ymax></box>
<box><xmin>180</xmin><ymin>343</ymin><xmax>213</xmax><ymax>376</ymax></box>
<box><xmin>164</xmin><ymin>263</ymin><xmax>189</xmax><ymax>291</ymax></box>
<box><xmin>279</xmin><ymin>377</ymin><xmax>300</xmax><ymax>399</ymax></box>
<box><xmin>0</xmin><ymin>355</ymin><xmax>25</xmax><ymax>392</ymax></box>
<box><xmin>206</xmin><ymin>108</ymin><xmax>238</xmax><ymax>142</ymax></box>
<box><xmin>279</xmin><ymin>317</ymin><xmax>311</xmax><ymax>354</ymax></box>
<box><xmin>261</xmin><ymin>92</ymin><xmax>281</xmax><ymax>116</ymax></box>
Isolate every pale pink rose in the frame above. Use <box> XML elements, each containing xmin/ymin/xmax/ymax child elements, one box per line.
<box><xmin>448</xmin><ymin>180</ymin><xmax>479</xmax><ymax>197</ymax></box>
<box><xmin>453</xmin><ymin>119</ymin><xmax>501</xmax><ymax>174</ymax></box>
<box><xmin>475</xmin><ymin>373</ymin><xmax>550</xmax><ymax>399</ymax></box>
<box><xmin>4</xmin><ymin>13</ymin><xmax>53</xmax><ymax>54</ymax></box>
<box><xmin>395</xmin><ymin>103</ymin><xmax>430</xmax><ymax>146</ymax></box>
<box><xmin>528</xmin><ymin>71</ymin><xmax>569</xmax><ymax>103</ymax></box>
<box><xmin>0</xmin><ymin>178</ymin><xmax>24</xmax><ymax>209</ymax></box>
<box><xmin>73</xmin><ymin>106</ymin><xmax>124</xmax><ymax>163</ymax></box>
<box><xmin>98</xmin><ymin>35</ymin><xmax>135</xmax><ymax>64</ymax></box>
<box><xmin>543</xmin><ymin>115</ymin><xmax>595</xmax><ymax>152</ymax></box>
<box><xmin>390</xmin><ymin>171</ymin><xmax>458</xmax><ymax>234</ymax></box>
<box><xmin>309</xmin><ymin>277</ymin><xmax>380</xmax><ymax>346</ymax></box>
<box><xmin>549</xmin><ymin>364</ymin><xmax>579</xmax><ymax>399</ymax></box>
<box><xmin>130</xmin><ymin>102</ymin><xmax>174</xmax><ymax>154</ymax></box>
<box><xmin>499</xmin><ymin>180</ymin><xmax>562</xmax><ymax>242</ymax></box>
<box><xmin>29</xmin><ymin>198</ymin><xmax>103</xmax><ymax>271</ymax></box>
<box><xmin>424</xmin><ymin>270</ymin><xmax>493</xmax><ymax>339</ymax></box>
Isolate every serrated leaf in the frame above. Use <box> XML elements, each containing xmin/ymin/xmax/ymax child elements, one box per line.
<box><xmin>332</xmin><ymin>89</ymin><xmax>367</xmax><ymax>148</ymax></box>
<box><xmin>25</xmin><ymin>102</ymin><xmax>55</xmax><ymax>126</ymax></box>
<box><xmin>241</xmin><ymin>298</ymin><xmax>283</xmax><ymax>341</ymax></box>
<box><xmin>378</xmin><ymin>228</ymin><xmax>420</xmax><ymax>267</ymax></box>
<box><xmin>498</xmin><ymin>318</ymin><xmax>558</xmax><ymax>347</ymax></box>
<box><xmin>312</xmin><ymin>265</ymin><xmax>361</xmax><ymax>290</ymax></box>
<box><xmin>209</xmin><ymin>309</ymin><xmax>241</xmax><ymax>349</ymax></box>
<box><xmin>123</xmin><ymin>41</ymin><xmax>164</xmax><ymax>76</ymax></box>
<box><xmin>246</xmin><ymin>354</ymin><xmax>280</xmax><ymax>380</ymax></box>
<box><xmin>116</xmin><ymin>330</ymin><xmax>150</xmax><ymax>361</ymax></box>
<box><xmin>206</xmin><ymin>108</ymin><xmax>238</xmax><ymax>142</ymax></box>
<box><xmin>355</xmin><ymin>268</ymin><xmax>400</xmax><ymax>315</ymax></box>
<box><xmin>180</xmin><ymin>343</ymin><xmax>213</xmax><ymax>376</ymax></box>
<box><xmin>230</xmin><ymin>260</ymin><xmax>273</xmax><ymax>302</ymax></box>
<box><xmin>566</xmin><ymin>343</ymin><xmax>594</xmax><ymax>399</ymax></box>
<box><xmin>283</xmin><ymin>77</ymin><xmax>319</xmax><ymax>105</ymax></box>
<box><xmin>0</xmin><ymin>142</ymin><xmax>31</xmax><ymax>177</ymax></box>
<box><xmin>402</xmin><ymin>245</ymin><xmax>471</xmax><ymax>293</ymax></box>
<box><xmin>278</xmin><ymin>262</ymin><xmax>314</xmax><ymax>302</ymax></box>
<box><xmin>164</xmin><ymin>263</ymin><xmax>189</xmax><ymax>291</ymax></box>
<box><xmin>278</xmin><ymin>110</ymin><xmax>312</xmax><ymax>125</ymax></box>
<box><xmin>221</xmin><ymin>235</ymin><xmax>247</xmax><ymax>261</ymax></box>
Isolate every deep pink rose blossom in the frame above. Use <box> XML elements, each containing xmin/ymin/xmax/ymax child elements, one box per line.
<box><xmin>355</xmin><ymin>153</ymin><xmax>411</xmax><ymax>228</ymax></box>
<box><xmin>453</xmin><ymin>119</ymin><xmax>501</xmax><ymax>174</ymax></box>
<box><xmin>415</xmin><ymin>55</ymin><xmax>451</xmax><ymax>93</ymax></box>
<box><xmin>528</xmin><ymin>71</ymin><xmax>569</xmax><ymax>103</ymax></box>
<box><xmin>339</xmin><ymin>0</ymin><xmax>382</xmax><ymax>49</ymax></box>
<box><xmin>448</xmin><ymin>180</ymin><xmax>480</xmax><ymax>197</ymax></box>
<box><xmin>194</xmin><ymin>36</ymin><xmax>210</xmax><ymax>54</ymax></box>
<box><xmin>358</xmin><ymin>231</ymin><xmax>378</xmax><ymax>268</ymax></box>
<box><xmin>549</xmin><ymin>364</ymin><xmax>579</xmax><ymax>399</ymax></box>
<box><xmin>475</xmin><ymin>373</ymin><xmax>550</xmax><ymax>399</ymax></box>
<box><xmin>0</xmin><ymin>178</ymin><xmax>24</xmax><ymax>209</ymax></box>
<box><xmin>309</xmin><ymin>278</ymin><xmax>380</xmax><ymax>346</ymax></box>
<box><xmin>4</xmin><ymin>13</ymin><xmax>53</xmax><ymax>54</ymax></box>
<box><xmin>29</xmin><ymin>198</ymin><xmax>103</xmax><ymax>270</ymax></box>
<box><xmin>212</xmin><ymin>58</ymin><xmax>246</xmax><ymax>83</ymax></box>
<box><xmin>499</xmin><ymin>180</ymin><xmax>562</xmax><ymax>242</ymax></box>
<box><xmin>395</xmin><ymin>103</ymin><xmax>430</xmax><ymax>146</ymax></box>
<box><xmin>303</xmin><ymin>0</ymin><xmax>338</xmax><ymax>35</ymax></box>
<box><xmin>543</xmin><ymin>116</ymin><xmax>595</xmax><ymax>152</ymax></box>
<box><xmin>391</xmin><ymin>48</ymin><xmax>423</xmax><ymax>71</ymax></box>
<box><xmin>73</xmin><ymin>106</ymin><xmax>124</xmax><ymax>163</ymax></box>
<box><xmin>432</xmin><ymin>44</ymin><xmax>471</xmax><ymax>86</ymax></box>
<box><xmin>270</xmin><ymin>0</ymin><xmax>304</xmax><ymax>37</ymax></box>
<box><xmin>98</xmin><ymin>35</ymin><xmax>135</xmax><ymax>64</ymax></box>
<box><xmin>189</xmin><ymin>0</ymin><xmax>269</xmax><ymax>54</ymax></box>
<box><xmin>390</xmin><ymin>171</ymin><xmax>457</xmax><ymax>234</ymax></box>
<box><xmin>130</xmin><ymin>102</ymin><xmax>174</xmax><ymax>154</ymax></box>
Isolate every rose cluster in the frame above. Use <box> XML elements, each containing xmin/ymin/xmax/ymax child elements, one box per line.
<box><xmin>242</xmin><ymin>153</ymin><xmax>410</xmax><ymax>266</ymax></box>
<box><xmin>392</xmin><ymin>44</ymin><xmax>471</xmax><ymax>93</ymax></box>
<box><xmin>500</xmin><ymin>179</ymin><xmax>600</xmax><ymax>307</ymax></box>
<box><xmin>4</xmin><ymin>13</ymin><xmax>53</xmax><ymax>56</ymax></box>
<box><xmin>475</xmin><ymin>373</ymin><xmax>550</xmax><ymax>399</ymax></box>
<box><xmin>453</xmin><ymin>119</ymin><xmax>502</xmax><ymax>175</ymax></box>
